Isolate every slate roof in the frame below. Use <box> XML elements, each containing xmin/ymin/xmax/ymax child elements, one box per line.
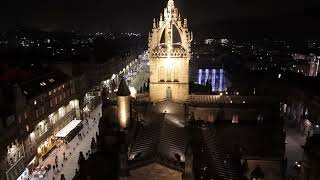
<box><xmin>19</xmin><ymin>70</ymin><xmax>70</xmax><ymax>99</ymax></box>
<box><xmin>128</xmin><ymin>113</ymin><xmax>187</xmax><ymax>172</ymax></box>
<box><xmin>215</xmin><ymin>124</ymin><xmax>284</xmax><ymax>158</ymax></box>
<box><xmin>116</xmin><ymin>78</ymin><xmax>130</xmax><ymax>96</ymax></box>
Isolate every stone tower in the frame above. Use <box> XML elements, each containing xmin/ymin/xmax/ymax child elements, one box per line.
<box><xmin>148</xmin><ymin>0</ymin><xmax>193</xmax><ymax>102</ymax></box>
<box><xmin>116</xmin><ymin>78</ymin><xmax>131</xmax><ymax>130</ymax></box>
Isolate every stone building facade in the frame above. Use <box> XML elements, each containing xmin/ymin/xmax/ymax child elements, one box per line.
<box><xmin>148</xmin><ymin>0</ymin><xmax>192</xmax><ymax>102</ymax></box>
<box><xmin>0</xmin><ymin>68</ymin><xmax>81</xmax><ymax>180</ymax></box>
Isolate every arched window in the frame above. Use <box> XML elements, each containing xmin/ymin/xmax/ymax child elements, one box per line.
<box><xmin>159</xmin><ymin>66</ymin><xmax>164</xmax><ymax>81</ymax></box>
<box><xmin>167</xmin><ymin>68</ymin><xmax>171</xmax><ymax>81</ymax></box>
<box><xmin>166</xmin><ymin>87</ymin><xmax>172</xmax><ymax>98</ymax></box>
<box><xmin>174</xmin><ymin>64</ymin><xmax>179</xmax><ymax>82</ymax></box>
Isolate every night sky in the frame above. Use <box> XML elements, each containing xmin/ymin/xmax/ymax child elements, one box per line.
<box><xmin>1</xmin><ymin>0</ymin><xmax>319</xmax><ymax>38</ymax></box>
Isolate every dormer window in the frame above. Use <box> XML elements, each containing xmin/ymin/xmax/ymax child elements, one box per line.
<box><xmin>48</xmin><ymin>78</ymin><xmax>55</xmax><ymax>83</ymax></box>
<box><xmin>232</xmin><ymin>114</ymin><xmax>239</xmax><ymax>123</ymax></box>
<box><xmin>40</xmin><ymin>82</ymin><xmax>47</xmax><ymax>86</ymax></box>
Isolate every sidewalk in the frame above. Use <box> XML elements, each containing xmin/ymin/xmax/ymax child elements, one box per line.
<box><xmin>32</xmin><ymin>104</ymin><xmax>102</xmax><ymax>180</ymax></box>
<box><xmin>285</xmin><ymin>126</ymin><xmax>306</xmax><ymax>178</ymax></box>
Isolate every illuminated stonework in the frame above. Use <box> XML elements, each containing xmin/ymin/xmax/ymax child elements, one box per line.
<box><xmin>148</xmin><ymin>0</ymin><xmax>193</xmax><ymax>102</ymax></box>
<box><xmin>117</xmin><ymin>96</ymin><xmax>130</xmax><ymax>129</ymax></box>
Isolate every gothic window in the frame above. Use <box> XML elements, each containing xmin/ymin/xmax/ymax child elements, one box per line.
<box><xmin>159</xmin><ymin>66</ymin><xmax>164</xmax><ymax>81</ymax></box>
<box><xmin>174</xmin><ymin>65</ymin><xmax>179</xmax><ymax>82</ymax></box>
<box><xmin>166</xmin><ymin>87</ymin><xmax>172</xmax><ymax>98</ymax></box>
<box><xmin>167</xmin><ymin>68</ymin><xmax>171</xmax><ymax>81</ymax></box>
<box><xmin>232</xmin><ymin>114</ymin><xmax>239</xmax><ymax>123</ymax></box>
<box><xmin>257</xmin><ymin>113</ymin><xmax>264</xmax><ymax>124</ymax></box>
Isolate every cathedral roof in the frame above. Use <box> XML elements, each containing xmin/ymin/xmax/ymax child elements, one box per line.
<box><xmin>128</xmin><ymin>101</ymin><xmax>187</xmax><ymax>172</ymax></box>
<box><xmin>116</xmin><ymin>78</ymin><xmax>131</xmax><ymax>96</ymax></box>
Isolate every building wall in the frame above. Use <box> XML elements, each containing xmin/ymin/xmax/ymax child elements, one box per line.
<box><xmin>149</xmin><ymin>56</ymin><xmax>189</xmax><ymax>102</ymax></box>
<box><xmin>189</xmin><ymin>105</ymin><xmax>275</xmax><ymax>124</ymax></box>
<box><xmin>0</xmin><ymin>79</ymin><xmax>82</xmax><ymax>180</ymax></box>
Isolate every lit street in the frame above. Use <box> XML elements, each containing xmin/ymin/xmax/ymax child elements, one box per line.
<box><xmin>31</xmin><ymin>104</ymin><xmax>101</xmax><ymax>180</ymax></box>
<box><xmin>0</xmin><ymin>0</ymin><xmax>319</xmax><ymax>180</ymax></box>
<box><xmin>285</xmin><ymin>126</ymin><xmax>306</xmax><ymax>179</ymax></box>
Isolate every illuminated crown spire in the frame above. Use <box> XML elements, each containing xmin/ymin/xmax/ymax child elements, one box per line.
<box><xmin>167</xmin><ymin>0</ymin><xmax>175</xmax><ymax>12</ymax></box>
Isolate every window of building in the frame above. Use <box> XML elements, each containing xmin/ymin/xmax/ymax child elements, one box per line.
<box><xmin>63</xmin><ymin>92</ymin><xmax>66</xmax><ymax>98</ymax></box>
<box><xmin>54</xmin><ymin>89</ymin><xmax>56</xmax><ymax>93</ymax></box>
<box><xmin>41</xmin><ymin>107</ymin><xmax>44</xmax><ymax>115</ymax></box>
<box><xmin>232</xmin><ymin>114</ymin><xmax>239</xmax><ymax>123</ymax></box>
<box><xmin>18</xmin><ymin>115</ymin><xmax>21</xmax><ymax>123</ymax></box>
<box><xmin>49</xmin><ymin>78</ymin><xmax>55</xmax><ymax>83</ymax></box>
<box><xmin>257</xmin><ymin>114</ymin><xmax>264</xmax><ymax>124</ymax></box>
<box><xmin>59</xmin><ymin>95</ymin><xmax>62</xmax><ymax>101</ymax></box>
<box><xmin>62</xmin><ymin>84</ymin><xmax>65</xmax><ymax>88</ymax></box>
<box><xmin>36</xmin><ymin>109</ymin><xmax>39</xmax><ymax>118</ymax></box>
<box><xmin>34</xmin><ymin>100</ymin><xmax>37</xmax><ymax>105</ymax></box>
<box><xmin>26</xmin><ymin>125</ymin><xmax>29</xmax><ymax>132</ymax></box>
<box><xmin>55</xmin><ymin>97</ymin><xmax>58</xmax><ymax>105</ymax></box>
<box><xmin>174</xmin><ymin>67</ymin><xmax>179</xmax><ymax>82</ymax></box>
<box><xmin>24</xmin><ymin>112</ymin><xmax>28</xmax><ymax>119</ymax></box>
<box><xmin>40</xmin><ymin>82</ymin><xmax>47</xmax><ymax>86</ymax></box>
<box><xmin>49</xmin><ymin>91</ymin><xmax>52</xmax><ymax>96</ymax></box>
<box><xmin>167</xmin><ymin>68</ymin><xmax>171</xmax><ymax>81</ymax></box>
<box><xmin>159</xmin><ymin>66</ymin><xmax>164</xmax><ymax>81</ymax></box>
<box><xmin>50</xmin><ymin>100</ymin><xmax>53</xmax><ymax>107</ymax></box>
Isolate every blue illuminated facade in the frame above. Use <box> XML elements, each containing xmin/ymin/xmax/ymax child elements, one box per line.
<box><xmin>197</xmin><ymin>68</ymin><xmax>225</xmax><ymax>92</ymax></box>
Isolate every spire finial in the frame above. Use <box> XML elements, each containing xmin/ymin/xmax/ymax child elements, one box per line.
<box><xmin>167</xmin><ymin>0</ymin><xmax>174</xmax><ymax>11</ymax></box>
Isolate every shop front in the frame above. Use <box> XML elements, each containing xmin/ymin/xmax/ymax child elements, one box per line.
<box><xmin>37</xmin><ymin>136</ymin><xmax>59</xmax><ymax>161</ymax></box>
<box><xmin>16</xmin><ymin>156</ymin><xmax>38</xmax><ymax>180</ymax></box>
<box><xmin>54</xmin><ymin>119</ymin><xmax>83</xmax><ymax>142</ymax></box>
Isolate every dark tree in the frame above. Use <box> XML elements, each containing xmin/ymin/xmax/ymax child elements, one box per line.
<box><xmin>147</xmin><ymin>78</ymin><xmax>150</xmax><ymax>90</ymax></box>
<box><xmin>205</xmin><ymin>78</ymin><xmax>212</xmax><ymax>90</ymax></box>
<box><xmin>143</xmin><ymin>83</ymin><xmax>147</xmax><ymax>92</ymax></box>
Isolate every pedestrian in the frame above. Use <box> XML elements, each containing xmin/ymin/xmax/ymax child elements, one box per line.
<box><xmin>61</xmin><ymin>163</ymin><xmax>64</xmax><ymax>167</ymax></box>
<box><xmin>53</xmin><ymin>165</ymin><xmax>55</xmax><ymax>172</ymax></box>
